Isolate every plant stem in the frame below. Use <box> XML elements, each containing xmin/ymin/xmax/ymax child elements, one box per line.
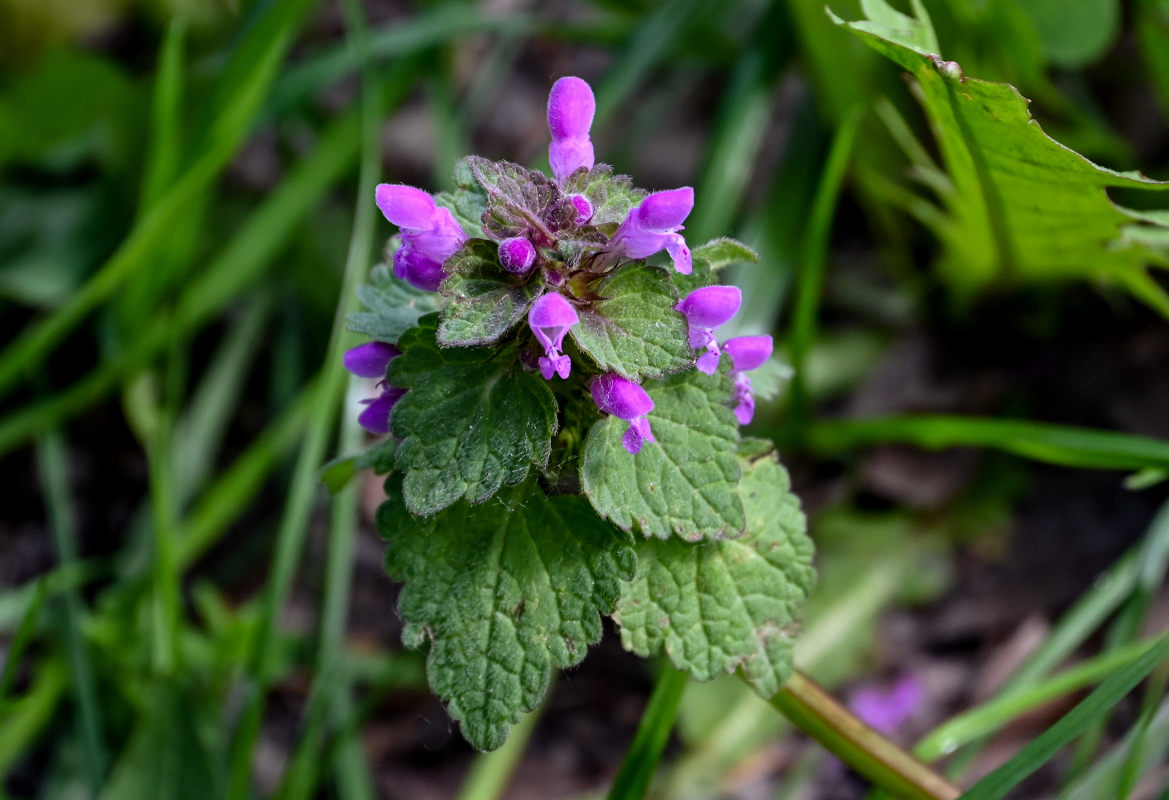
<box><xmin>769</xmin><ymin>670</ymin><xmax>960</xmax><ymax>800</ymax></box>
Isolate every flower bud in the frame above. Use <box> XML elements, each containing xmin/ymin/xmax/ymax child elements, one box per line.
<box><xmin>343</xmin><ymin>341</ymin><xmax>399</xmax><ymax>379</ymax></box>
<box><xmin>499</xmin><ymin>237</ymin><xmax>537</xmax><ymax>274</ymax></box>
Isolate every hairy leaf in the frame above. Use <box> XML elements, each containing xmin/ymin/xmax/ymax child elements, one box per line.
<box><xmin>380</xmin><ymin>481</ymin><xmax>636</xmax><ymax>751</ymax></box>
<box><xmin>467</xmin><ymin>156</ymin><xmax>558</xmax><ymax>240</ymax></box>
<box><xmin>693</xmin><ymin>237</ymin><xmax>759</xmax><ymax>271</ymax></box>
<box><xmin>569</xmin><ymin>263</ymin><xmax>693</xmax><ymax>381</ymax></box>
<box><xmin>347</xmin><ymin>262</ymin><xmax>440</xmax><ymax>344</ymax></box>
<box><xmin>613</xmin><ymin>448</ymin><xmax>814</xmax><ymax>697</ymax></box>
<box><xmin>833</xmin><ymin>0</ymin><xmax>1169</xmax><ymax>315</ymax></box>
<box><xmin>581</xmin><ymin>369</ymin><xmax>744</xmax><ymax>541</ymax></box>
<box><xmin>389</xmin><ymin>315</ymin><xmax>557</xmax><ymax>515</ymax></box>
<box><xmin>438</xmin><ymin>239</ymin><xmax>541</xmax><ymax>346</ymax></box>
<box><xmin>561</xmin><ymin>163</ymin><xmax>647</xmax><ymax>226</ymax></box>
<box><xmin>673</xmin><ymin>236</ymin><xmax>760</xmax><ymax>294</ymax></box>
<box><xmin>435</xmin><ymin>157</ymin><xmax>489</xmax><ymax>238</ymax></box>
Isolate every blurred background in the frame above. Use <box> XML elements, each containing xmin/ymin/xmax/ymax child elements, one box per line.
<box><xmin>3</xmin><ymin>0</ymin><xmax>1169</xmax><ymax>797</ymax></box>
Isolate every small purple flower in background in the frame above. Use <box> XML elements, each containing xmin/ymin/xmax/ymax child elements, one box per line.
<box><xmin>849</xmin><ymin>674</ymin><xmax>924</xmax><ymax>736</ymax></box>
<box><xmin>612</xmin><ymin>187</ymin><xmax>694</xmax><ymax>274</ymax></box>
<box><xmin>528</xmin><ymin>293</ymin><xmax>579</xmax><ymax>380</ymax></box>
<box><xmin>343</xmin><ymin>342</ymin><xmax>406</xmax><ymax>435</ymax></box>
<box><xmin>547</xmin><ymin>76</ymin><xmax>595</xmax><ymax>183</ymax></box>
<box><xmin>676</xmin><ymin>286</ymin><xmax>742</xmax><ymax>374</ymax></box>
<box><xmin>723</xmin><ymin>335</ymin><xmax>772</xmax><ymax>425</ymax></box>
<box><xmin>499</xmin><ymin>237</ymin><xmax>537</xmax><ymax>275</ymax></box>
<box><xmin>375</xmin><ymin>184</ymin><xmax>466</xmax><ymax>292</ymax></box>
<box><xmin>591</xmin><ymin>374</ymin><xmax>655</xmax><ymax>454</ymax></box>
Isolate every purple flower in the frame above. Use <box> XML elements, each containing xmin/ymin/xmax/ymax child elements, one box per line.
<box><xmin>343</xmin><ymin>341</ymin><xmax>399</xmax><ymax>378</ymax></box>
<box><xmin>357</xmin><ymin>386</ymin><xmax>407</xmax><ymax>435</ymax></box>
<box><xmin>849</xmin><ymin>675</ymin><xmax>924</xmax><ymax>736</ymax></box>
<box><xmin>567</xmin><ymin>194</ymin><xmax>593</xmax><ymax>225</ymax></box>
<box><xmin>499</xmin><ymin>236</ymin><xmax>537</xmax><ymax>274</ymax></box>
<box><xmin>612</xmin><ymin>188</ymin><xmax>694</xmax><ymax>274</ymax></box>
<box><xmin>591</xmin><ymin>374</ymin><xmax>655</xmax><ymax>455</ymax></box>
<box><xmin>344</xmin><ymin>342</ymin><xmax>406</xmax><ymax>435</ymax></box>
<box><xmin>375</xmin><ymin>184</ymin><xmax>466</xmax><ymax>292</ymax></box>
<box><xmin>547</xmin><ymin>76</ymin><xmax>595</xmax><ymax>183</ymax></box>
<box><xmin>724</xmin><ymin>335</ymin><xmax>773</xmax><ymax>425</ymax></box>
<box><xmin>675</xmin><ymin>286</ymin><xmax>742</xmax><ymax>374</ymax></box>
<box><xmin>528</xmin><ymin>293</ymin><xmax>579</xmax><ymax>380</ymax></box>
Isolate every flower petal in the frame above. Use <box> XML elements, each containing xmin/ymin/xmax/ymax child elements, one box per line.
<box><xmin>724</xmin><ymin>335</ymin><xmax>773</xmax><ymax>372</ymax></box>
<box><xmin>676</xmin><ymin>285</ymin><xmax>741</xmax><ymax>330</ymax></box>
<box><xmin>591</xmin><ymin>373</ymin><xmax>653</xmax><ymax>420</ymax></box>
<box><xmin>375</xmin><ymin>184</ymin><xmax>437</xmax><ymax>229</ymax></box>
<box><xmin>547</xmin><ymin>76</ymin><xmax>595</xmax><ymax>141</ymax></box>
<box><xmin>343</xmin><ymin>341</ymin><xmax>399</xmax><ymax>378</ymax></box>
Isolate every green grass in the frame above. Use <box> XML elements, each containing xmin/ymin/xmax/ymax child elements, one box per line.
<box><xmin>3</xmin><ymin>1</ymin><xmax>1169</xmax><ymax>798</ymax></box>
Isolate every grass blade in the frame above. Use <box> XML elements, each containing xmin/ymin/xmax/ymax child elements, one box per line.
<box><xmin>807</xmin><ymin>415</ymin><xmax>1169</xmax><ymax>472</ymax></box>
<box><xmin>606</xmin><ymin>667</ymin><xmax>690</xmax><ymax>800</ymax></box>
<box><xmin>35</xmin><ymin>431</ymin><xmax>107</xmax><ymax>789</ymax></box>
<box><xmin>785</xmin><ymin>107</ymin><xmax>861</xmax><ymax>429</ymax></box>
<box><xmin>916</xmin><ymin>636</ymin><xmax>1164</xmax><ymax>761</ymax></box>
<box><xmin>0</xmin><ymin>579</ymin><xmax>46</xmax><ymax>703</ymax></box>
<box><xmin>957</xmin><ymin>635</ymin><xmax>1169</xmax><ymax>800</ymax></box>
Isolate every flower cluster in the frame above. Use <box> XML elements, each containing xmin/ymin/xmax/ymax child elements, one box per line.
<box><xmin>350</xmin><ymin>76</ymin><xmax>778</xmax><ymax>449</ymax></box>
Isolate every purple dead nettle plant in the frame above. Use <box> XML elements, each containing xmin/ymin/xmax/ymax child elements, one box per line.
<box><xmin>339</xmin><ymin>75</ymin><xmax>808</xmax><ymax>753</ymax></box>
<box><xmin>350</xmin><ymin>75</ymin><xmax>777</xmax><ymax>453</ymax></box>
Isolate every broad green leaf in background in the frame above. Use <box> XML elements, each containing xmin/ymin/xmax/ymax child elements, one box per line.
<box><xmin>581</xmin><ymin>369</ymin><xmax>744</xmax><ymax>541</ymax></box>
<box><xmin>613</xmin><ymin>448</ymin><xmax>814</xmax><ymax>696</ymax></box>
<box><xmin>379</xmin><ymin>481</ymin><xmax>635</xmax><ymax>751</ymax></box>
<box><xmin>438</xmin><ymin>239</ymin><xmax>541</xmax><ymax>346</ymax></box>
<box><xmin>1015</xmin><ymin>0</ymin><xmax>1119</xmax><ymax>67</ymax></box>
<box><xmin>832</xmin><ymin>0</ymin><xmax>1169</xmax><ymax>315</ymax></box>
<box><xmin>99</xmin><ymin>682</ymin><xmax>218</xmax><ymax>800</ymax></box>
<box><xmin>388</xmin><ymin>315</ymin><xmax>557</xmax><ymax>515</ymax></box>
<box><xmin>569</xmin><ymin>262</ymin><xmax>694</xmax><ymax>380</ymax></box>
<box><xmin>347</xmin><ymin>263</ymin><xmax>440</xmax><ymax>344</ymax></box>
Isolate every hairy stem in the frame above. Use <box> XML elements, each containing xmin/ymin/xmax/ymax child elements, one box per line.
<box><xmin>770</xmin><ymin>670</ymin><xmax>960</xmax><ymax>800</ymax></box>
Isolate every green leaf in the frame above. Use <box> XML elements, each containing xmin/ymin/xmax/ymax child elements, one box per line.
<box><xmin>569</xmin><ymin>262</ymin><xmax>693</xmax><ymax>380</ymax></box>
<box><xmin>561</xmin><ymin>163</ymin><xmax>647</xmax><ymax>226</ymax></box>
<box><xmin>613</xmin><ymin>448</ymin><xmax>814</xmax><ymax>697</ymax></box>
<box><xmin>99</xmin><ymin>681</ymin><xmax>219</xmax><ymax>800</ymax></box>
<box><xmin>389</xmin><ymin>315</ymin><xmax>557</xmax><ymax>515</ymax></box>
<box><xmin>467</xmin><ymin>156</ymin><xmax>558</xmax><ymax>240</ymax></box>
<box><xmin>748</xmin><ymin>358</ymin><xmax>794</xmax><ymax>402</ymax></box>
<box><xmin>581</xmin><ymin>369</ymin><xmax>744</xmax><ymax>541</ymax></box>
<box><xmin>692</xmin><ymin>237</ymin><xmax>760</xmax><ymax>271</ymax></box>
<box><xmin>319</xmin><ymin>438</ymin><xmax>396</xmax><ymax>494</ymax></box>
<box><xmin>379</xmin><ymin>481</ymin><xmax>635</xmax><ymax>751</ymax></box>
<box><xmin>1016</xmin><ymin>0</ymin><xmax>1119</xmax><ymax>67</ymax></box>
<box><xmin>669</xmin><ymin>236</ymin><xmax>759</xmax><ymax>296</ymax></box>
<box><xmin>833</xmin><ymin>0</ymin><xmax>1169</xmax><ymax>313</ymax></box>
<box><xmin>438</xmin><ymin>239</ymin><xmax>541</xmax><ymax>346</ymax></box>
<box><xmin>436</xmin><ymin>158</ymin><xmax>488</xmax><ymax>238</ymax></box>
<box><xmin>348</xmin><ymin>263</ymin><xmax>441</xmax><ymax>344</ymax></box>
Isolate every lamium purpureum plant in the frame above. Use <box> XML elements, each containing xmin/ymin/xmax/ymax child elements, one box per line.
<box><xmin>342</xmin><ymin>76</ymin><xmax>815</xmax><ymax>751</ymax></box>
